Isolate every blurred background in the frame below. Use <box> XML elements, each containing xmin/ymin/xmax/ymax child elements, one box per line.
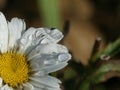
<box><xmin>1</xmin><ymin>0</ymin><xmax>120</xmax><ymax>90</ymax></box>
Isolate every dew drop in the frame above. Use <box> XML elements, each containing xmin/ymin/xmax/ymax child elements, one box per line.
<box><xmin>58</xmin><ymin>53</ymin><xmax>71</xmax><ymax>62</ymax></box>
<box><xmin>44</xmin><ymin>60</ymin><xmax>53</xmax><ymax>66</ymax></box>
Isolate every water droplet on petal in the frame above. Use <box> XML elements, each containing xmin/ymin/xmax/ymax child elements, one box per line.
<box><xmin>28</xmin><ymin>35</ymin><xmax>33</xmax><ymax>40</ymax></box>
<box><xmin>50</xmin><ymin>30</ymin><xmax>63</xmax><ymax>41</ymax></box>
<box><xmin>58</xmin><ymin>53</ymin><xmax>71</xmax><ymax>62</ymax></box>
<box><xmin>44</xmin><ymin>60</ymin><xmax>55</xmax><ymax>66</ymax></box>
<box><xmin>35</xmin><ymin>31</ymin><xmax>41</xmax><ymax>37</ymax></box>
<box><xmin>41</xmin><ymin>39</ymin><xmax>49</xmax><ymax>44</ymax></box>
<box><xmin>20</xmin><ymin>38</ymin><xmax>27</xmax><ymax>45</ymax></box>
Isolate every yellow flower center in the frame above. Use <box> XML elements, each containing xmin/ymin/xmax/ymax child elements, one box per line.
<box><xmin>0</xmin><ymin>53</ymin><xmax>29</xmax><ymax>87</ymax></box>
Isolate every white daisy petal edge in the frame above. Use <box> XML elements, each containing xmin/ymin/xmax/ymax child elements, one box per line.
<box><xmin>0</xmin><ymin>78</ymin><xmax>13</xmax><ymax>90</ymax></box>
<box><xmin>0</xmin><ymin>12</ymin><xmax>71</xmax><ymax>90</ymax></box>
<box><xmin>8</xmin><ymin>18</ymin><xmax>26</xmax><ymax>48</ymax></box>
<box><xmin>0</xmin><ymin>12</ymin><xmax>8</xmax><ymax>53</ymax></box>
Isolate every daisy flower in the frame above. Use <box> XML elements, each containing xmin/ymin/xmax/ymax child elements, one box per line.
<box><xmin>0</xmin><ymin>12</ymin><xmax>71</xmax><ymax>90</ymax></box>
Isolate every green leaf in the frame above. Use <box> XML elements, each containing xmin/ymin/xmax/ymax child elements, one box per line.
<box><xmin>92</xmin><ymin>38</ymin><xmax>120</xmax><ymax>62</ymax></box>
<box><xmin>92</xmin><ymin>60</ymin><xmax>120</xmax><ymax>84</ymax></box>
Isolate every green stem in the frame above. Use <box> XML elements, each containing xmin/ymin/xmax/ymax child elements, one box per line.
<box><xmin>37</xmin><ymin>0</ymin><xmax>61</xmax><ymax>29</ymax></box>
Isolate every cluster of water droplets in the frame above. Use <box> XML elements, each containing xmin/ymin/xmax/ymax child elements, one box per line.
<box><xmin>19</xmin><ymin>28</ymin><xmax>63</xmax><ymax>54</ymax></box>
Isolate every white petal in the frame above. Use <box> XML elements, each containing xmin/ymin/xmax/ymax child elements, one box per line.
<box><xmin>44</xmin><ymin>28</ymin><xmax>63</xmax><ymax>43</ymax></box>
<box><xmin>0</xmin><ymin>84</ymin><xmax>13</xmax><ymax>90</ymax></box>
<box><xmin>45</xmin><ymin>87</ymin><xmax>61</xmax><ymax>90</ymax></box>
<box><xmin>29</xmin><ymin>81</ymin><xmax>44</xmax><ymax>90</ymax></box>
<box><xmin>23</xmin><ymin>82</ymin><xmax>34</xmax><ymax>90</ymax></box>
<box><xmin>29</xmin><ymin>58</ymin><xmax>44</xmax><ymax>71</ymax></box>
<box><xmin>33</xmin><ymin>87</ymin><xmax>43</xmax><ymax>90</ymax></box>
<box><xmin>31</xmin><ymin>70</ymin><xmax>46</xmax><ymax>77</ymax></box>
<box><xmin>18</xmin><ymin>27</ymin><xmax>37</xmax><ymax>54</ymax></box>
<box><xmin>0</xmin><ymin>77</ymin><xmax>3</xmax><ymax>87</ymax></box>
<box><xmin>44</xmin><ymin>63</ymin><xmax>68</xmax><ymax>73</ymax></box>
<box><xmin>37</xmin><ymin>28</ymin><xmax>63</xmax><ymax>44</ymax></box>
<box><xmin>8</xmin><ymin>18</ymin><xmax>26</xmax><ymax>48</ymax></box>
<box><xmin>0</xmin><ymin>12</ymin><xmax>8</xmax><ymax>52</ymax></box>
<box><xmin>30</xmin><ymin>62</ymin><xmax>67</xmax><ymax>76</ymax></box>
<box><xmin>39</xmin><ymin>44</ymin><xmax>68</xmax><ymax>54</ymax></box>
<box><xmin>29</xmin><ymin>75</ymin><xmax>61</xmax><ymax>90</ymax></box>
<box><xmin>29</xmin><ymin>54</ymin><xmax>70</xmax><ymax>73</ymax></box>
<box><xmin>10</xmin><ymin>18</ymin><xmax>26</xmax><ymax>32</ymax></box>
<box><xmin>28</xmin><ymin>44</ymin><xmax>71</xmax><ymax>73</ymax></box>
<box><xmin>28</xmin><ymin>43</ymin><xmax>69</xmax><ymax>60</ymax></box>
<box><xmin>30</xmin><ymin>60</ymin><xmax>68</xmax><ymax>73</ymax></box>
<box><xmin>18</xmin><ymin>28</ymin><xmax>63</xmax><ymax>54</ymax></box>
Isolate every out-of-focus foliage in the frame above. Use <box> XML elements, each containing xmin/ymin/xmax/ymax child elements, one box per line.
<box><xmin>63</xmin><ymin>38</ymin><xmax>120</xmax><ymax>90</ymax></box>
